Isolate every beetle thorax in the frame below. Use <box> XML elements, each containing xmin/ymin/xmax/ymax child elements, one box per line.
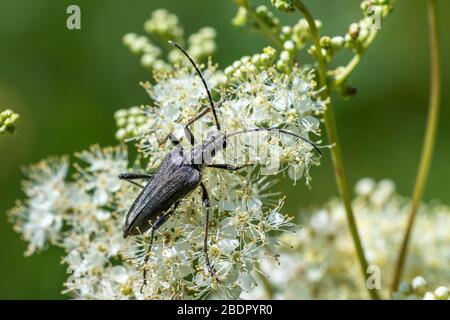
<box><xmin>184</xmin><ymin>133</ymin><xmax>226</xmax><ymax>168</ymax></box>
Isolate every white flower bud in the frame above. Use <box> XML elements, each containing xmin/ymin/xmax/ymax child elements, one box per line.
<box><xmin>260</xmin><ymin>53</ymin><xmax>270</xmax><ymax>64</ymax></box>
<box><xmin>252</xmin><ymin>54</ymin><xmax>261</xmax><ymax>64</ymax></box>
<box><xmin>283</xmin><ymin>40</ymin><xmax>295</xmax><ymax>51</ymax></box>
<box><xmin>423</xmin><ymin>292</ymin><xmax>436</xmax><ymax>300</ymax></box>
<box><xmin>281</xmin><ymin>25</ymin><xmax>292</xmax><ymax>34</ymax></box>
<box><xmin>224</xmin><ymin>66</ymin><xmax>234</xmax><ymax>76</ymax></box>
<box><xmin>434</xmin><ymin>286</ymin><xmax>449</xmax><ymax>300</ymax></box>
<box><xmin>122</xmin><ymin>33</ymin><xmax>137</xmax><ymax>46</ymax></box>
<box><xmin>115</xmin><ymin>128</ymin><xmax>127</xmax><ymax>141</ymax></box>
<box><xmin>331</xmin><ymin>36</ymin><xmax>345</xmax><ymax>49</ymax></box>
<box><xmin>280</xmin><ymin>50</ymin><xmax>291</xmax><ymax>62</ymax></box>
<box><xmin>355</xmin><ymin>178</ymin><xmax>376</xmax><ymax>196</ymax></box>
<box><xmin>412</xmin><ymin>276</ymin><xmax>428</xmax><ymax>292</ymax></box>
<box><xmin>140</xmin><ymin>53</ymin><xmax>156</xmax><ymax>68</ymax></box>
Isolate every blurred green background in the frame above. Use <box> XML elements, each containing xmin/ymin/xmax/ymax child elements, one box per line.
<box><xmin>0</xmin><ymin>0</ymin><xmax>449</xmax><ymax>299</ymax></box>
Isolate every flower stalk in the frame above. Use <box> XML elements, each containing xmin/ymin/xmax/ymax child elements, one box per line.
<box><xmin>294</xmin><ymin>0</ymin><xmax>380</xmax><ymax>300</ymax></box>
<box><xmin>331</xmin><ymin>30</ymin><xmax>378</xmax><ymax>89</ymax></box>
<box><xmin>390</xmin><ymin>0</ymin><xmax>441</xmax><ymax>294</ymax></box>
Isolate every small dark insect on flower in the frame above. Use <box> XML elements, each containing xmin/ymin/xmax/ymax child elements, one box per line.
<box><xmin>119</xmin><ymin>41</ymin><xmax>321</xmax><ymax>291</ymax></box>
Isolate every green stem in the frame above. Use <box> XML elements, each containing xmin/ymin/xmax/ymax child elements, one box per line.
<box><xmin>294</xmin><ymin>0</ymin><xmax>380</xmax><ymax>300</ymax></box>
<box><xmin>390</xmin><ymin>0</ymin><xmax>441</xmax><ymax>294</ymax></box>
<box><xmin>292</xmin><ymin>1</ymin><xmax>327</xmax><ymax>81</ymax></box>
<box><xmin>332</xmin><ymin>54</ymin><xmax>361</xmax><ymax>88</ymax></box>
<box><xmin>331</xmin><ymin>30</ymin><xmax>377</xmax><ymax>88</ymax></box>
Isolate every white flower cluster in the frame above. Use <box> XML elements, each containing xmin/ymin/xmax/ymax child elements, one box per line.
<box><xmin>123</xmin><ymin>9</ymin><xmax>218</xmax><ymax>72</ymax></box>
<box><xmin>118</xmin><ymin>7</ymin><xmax>326</xmax><ymax>184</ymax></box>
<box><xmin>277</xmin><ymin>19</ymin><xmax>321</xmax><ymax>71</ymax></box>
<box><xmin>115</xmin><ymin>64</ymin><xmax>224</xmax><ymax>145</ymax></box>
<box><xmin>243</xmin><ymin>178</ymin><xmax>450</xmax><ymax>299</ymax></box>
<box><xmin>116</xmin><ymin>64</ymin><xmax>324</xmax><ymax>184</ymax></box>
<box><xmin>9</xmin><ymin>146</ymin><xmax>146</xmax><ymax>299</ymax></box>
<box><xmin>8</xmin><ymin>144</ymin><xmax>298</xmax><ymax>299</ymax></box>
<box><xmin>232</xmin><ymin>2</ymin><xmax>322</xmax><ymax>72</ymax></box>
<box><xmin>224</xmin><ymin>46</ymin><xmax>277</xmax><ymax>80</ymax></box>
<box><xmin>10</xmin><ymin>157</ymin><xmax>69</xmax><ymax>255</ymax></box>
<box><xmin>220</xmin><ymin>67</ymin><xmax>324</xmax><ymax>183</ymax></box>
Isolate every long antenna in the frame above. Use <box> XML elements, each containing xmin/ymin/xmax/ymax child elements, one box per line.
<box><xmin>226</xmin><ymin>127</ymin><xmax>322</xmax><ymax>156</ymax></box>
<box><xmin>168</xmin><ymin>40</ymin><xmax>221</xmax><ymax>131</ymax></box>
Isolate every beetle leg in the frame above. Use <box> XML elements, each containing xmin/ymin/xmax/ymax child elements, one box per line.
<box><xmin>141</xmin><ymin>201</ymin><xmax>180</xmax><ymax>292</ymax></box>
<box><xmin>118</xmin><ymin>173</ymin><xmax>152</xmax><ymax>180</ymax></box>
<box><xmin>118</xmin><ymin>173</ymin><xmax>152</xmax><ymax>189</ymax></box>
<box><xmin>183</xmin><ymin>102</ymin><xmax>220</xmax><ymax>146</ymax></box>
<box><xmin>141</xmin><ymin>227</ymin><xmax>156</xmax><ymax>292</ymax></box>
<box><xmin>200</xmin><ymin>182</ymin><xmax>221</xmax><ymax>284</ymax></box>
<box><xmin>208</xmin><ymin>164</ymin><xmax>253</xmax><ymax>171</ymax></box>
<box><xmin>186</xmin><ymin>106</ymin><xmax>211</xmax><ymax>127</ymax></box>
<box><xmin>176</xmin><ymin>101</ymin><xmax>224</xmax><ymax>147</ymax></box>
<box><xmin>184</xmin><ymin>126</ymin><xmax>195</xmax><ymax>145</ymax></box>
<box><xmin>167</xmin><ymin>133</ymin><xmax>183</xmax><ymax>147</ymax></box>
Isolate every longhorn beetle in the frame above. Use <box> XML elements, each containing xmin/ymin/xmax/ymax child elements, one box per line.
<box><xmin>119</xmin><ymin>40</ymin><xmax>321</xmax><ymax>289</ymax></box>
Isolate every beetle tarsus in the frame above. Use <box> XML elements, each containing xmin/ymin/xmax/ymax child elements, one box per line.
<box><xmin>206</xmin><ymin>263</ymin><xmax>221</xmax><ymax>284</ymax></box>
<box><xmin>140</xmin><ymin>227</ymin><xmax>155</xmax><ymax>293</ymax></box>
<box><xmin>139</xmin><ymin>202</ymin><xmax>180</xmax><ymax>293</ymax></box>
<box><xmin>119</xmin><ymin>173</ymin><xmax>153</xmax><ymax>189</ymax></box>
<box><xmin>200</xmin><ymin>182</ymin><xmax>221</xmax><ymax>284</ymax></box>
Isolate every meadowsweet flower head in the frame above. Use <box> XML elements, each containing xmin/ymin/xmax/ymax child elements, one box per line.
<box><xmin>9</xmin><ymin>146</ymin><xmax>147</xmax><ymax>299</ymax></box>
<box><xmin>116</xmin><ymin>61</ymin><xmax>324</xmax><ymax>184</ymax></box>
<box><xmin>243</xmin><ymin>178</ymin><xmax>450</xmax><ymax>299</ymax></box>
<box><xmin>221</xmin><ymin>67</ymin><xmax>324</xmax><ymax>183</ymax></box>
<box><xmin>9</xmin><ymin>157</ymin><xmax>69</xmax><ymax>255</ymax></box>
<box><xmin>9</xmin><ymin>144</ymin><xmax>298</xmax><ymax>299</ymax></box>
<box><xmin>115</xmin><ymin>65</ymin><xmax>323</xmax><ymax>297</ymax></box>
<box><xmin>144</xmin><ymin>9</ymin><xmax>184</xmax><ymax>43</ymax></box>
